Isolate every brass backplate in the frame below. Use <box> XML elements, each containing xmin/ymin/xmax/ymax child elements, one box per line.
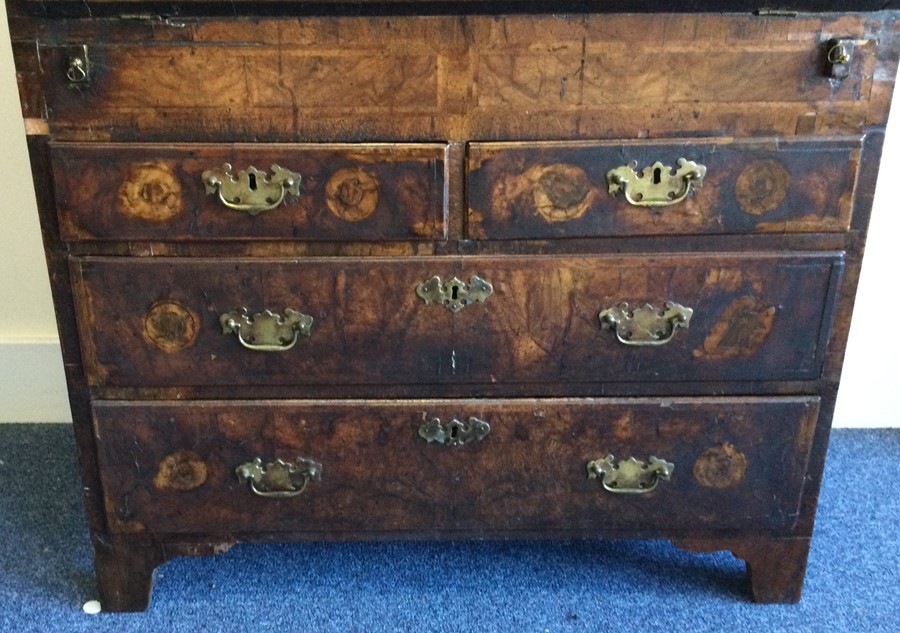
<box><xmin>419</xmin><ymin>416</ymin><xmax>490</xmax><ymax>447</ymax></box>
<box><xmin>587</xmin><ymin>455</ymin><xmax>674</xmax><ymax>494</ymax></box>
<box><xmin>416</xmin><ymin>275</ymin><xmax>493</xmax><ymax>313</ymax></box>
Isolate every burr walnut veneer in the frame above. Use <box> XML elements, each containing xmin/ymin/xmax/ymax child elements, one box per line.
<box><xmin>7</xmin><ymin>0</ymin><xmax>899</xmax><ymax>610</ymax></box>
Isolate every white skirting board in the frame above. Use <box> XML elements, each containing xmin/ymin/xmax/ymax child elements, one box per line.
<box><xmin>0</xmin><ymin>340</ymin><xmax>71</xmax><ymax>423</ymax></box>
<box><xmin>0</xmin><ymin>337</ymin><xmax>897</xmax><ymax>427</ymax></box>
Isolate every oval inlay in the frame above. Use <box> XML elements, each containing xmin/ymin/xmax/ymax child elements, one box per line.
<box><xmin>531</xmin><ymin>163</ymin><xmax>594</xmax><ymax>222</ymax></box>
<box><xmin>154</xmin><ymin>450</ymin><xmax>208</xmax><ymax>492</ymax></box>
<box><xmin>142</xmin><ymin>301</ymin><xmax>199</xmax><ymax>353</ymax></box>
<box><xmin>118</xmin><ymin>162</ymin><xmax>183</xmax><ymax>221</ymax></box>
<box><xmin>735</xmin><ymin>159</ymin><xmax>791</xmax><ymax>216</ymax></box>
<box><xmin>693</xmin><ymin>444</ymin><xmax>748</xmax><ymax>489</ymax></box>
<box><xmin>325</xmin><ymin>166</ymin><xmax>379</xmax><ymax>221</ymax></box>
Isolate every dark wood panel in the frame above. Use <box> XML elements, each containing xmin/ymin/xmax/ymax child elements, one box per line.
<box><xmin>17</xmin><ymin>0</ymin><xmax>900</xmax><ymax>16</ymax></box>
<box><xmin>72</xmin><ymin>253</ymin><xmax>843</xmax><ymax>388</ymax></box>
<box><xmin>92</xmin><ymin>397</ymin><xmax>819</xmax><ymax>535</ymax></box>
<box><xmin>468</xmin><ymin>137</ymin><xmax>862</xmax><ymax>239</ymax></box>
<box><xmin>50</xmin><ymin>142</ymin><xmax>448</xmax><ymax>242</ymax></box>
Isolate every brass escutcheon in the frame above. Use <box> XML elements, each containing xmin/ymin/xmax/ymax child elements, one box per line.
<box><xmin>419</xmin><ymin>415</ymin><xmax>490</xmax><ymax>447</ymax></box>
<box><xmin>607</xmin><ymin>158</ymin><xmax>706</xmax><ymax>207</ymax></box>
<box><xmin>587</xmin><ymin>455</ymin><xmax>674</xmax><ymax>494</ymax></box>
<box><xmin>219</xmin><ymin>308</ymin><xmax>313</xmax><ymax>352</ymax></box>
<box><xmin>416</xmin><ymin>275</ymin><xmax>493</xmax><ymax>313</ymax></box>
<box><xmin>202</xmin><ymin>163</ymin><xmax>301</xmax><ymax>215</ymax></box>
<box><xmin>235</xmin><ymin>457</ymin><xmax>322</xmax><ymax>499</ymax></box>
<box><xmin>599</xmin><ymin>301</ymin><xmax>693</xmax><ymax>346</ymax></box>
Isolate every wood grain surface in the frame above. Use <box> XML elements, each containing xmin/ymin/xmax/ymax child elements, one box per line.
<box><xmin>12</xmin><ymin>13</ymin><xmax>895</xmax><ymax>141</ymax></box>
<box><xmin>51</xmin><ymin>142</ymin><xmax>448</xmax><ymax>241</ymax></box>
<box><xmin>468</xmin><ymin>137</ymin><xmax>862</xmax><ymax>239</ymax></box>
<box><xmin>93</xmin><ymin>397</ymin><xmax>819</xmax><ymax>534</ymax></box>
<box><xmin>71</xmin><ymin>253</ymin><xmax>843</xmax><ymax>389</ymax></box>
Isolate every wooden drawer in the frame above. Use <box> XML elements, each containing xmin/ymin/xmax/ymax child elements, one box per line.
<box><xmin>72</xmin><ymin>253</ymin><xmax>842</xmax><ymax>389</ymax></box>
<box><xmin>468</xmin><ymin>137</ymin><xmax>861</xmax><ymax>239</ymax></box>
<box><xmin>50</xmin><ymin>143</ymin><xmax>448</xmax><ymax>242</ymax></box>
<box><xmin>93</xmin><ymin>397</ymin><xmax>819</xmax><ymax>535</ymax></box>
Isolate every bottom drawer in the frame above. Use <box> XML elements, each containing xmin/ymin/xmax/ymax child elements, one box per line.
<box><xmin>93</xmin><ymin>397</ymin><xmax>819</xmax><ymax>535</ymax></box>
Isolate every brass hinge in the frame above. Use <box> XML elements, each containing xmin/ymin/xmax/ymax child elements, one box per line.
<box><xmin>755</xmin><ymin>8</ymin><xmax>800</xmax><ymax>17</ymax></box>
<box><xmin>118</xmin><ymin>13</ymin><xmax>164</xmax><ymax>22</ymax></box>
<box><xmin>118</xmin><ymin>14</ymin><xmax>198</xmax><ymax>28</ymax></box>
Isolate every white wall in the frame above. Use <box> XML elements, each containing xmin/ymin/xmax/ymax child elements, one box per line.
<box><xmin>0</xmin><ymin>1</ymin><xmax>70</xmax><ymax>422</ymax></box>
<box><xmin>0</xmin><ymin>7</ymin><xmax>897</xmax><ymax>425</ymax></box>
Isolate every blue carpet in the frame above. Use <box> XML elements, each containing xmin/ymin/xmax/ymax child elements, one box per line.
<box><xmin>0</xmin><ymin>425</ymin><xmax>897</xmax><ymax>632</ymax></box>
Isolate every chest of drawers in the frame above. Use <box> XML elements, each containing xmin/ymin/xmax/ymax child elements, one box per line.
<box><xmin>7</xmin><ymin>0</ymin><xmax>899</xmax><ymax>610</ymax></box>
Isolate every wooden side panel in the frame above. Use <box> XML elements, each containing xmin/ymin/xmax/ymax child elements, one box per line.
<box><xmin>71</xmin><ymin>253</ymin><xmax>843</xmax><ymax>389</ymax></box>
<box><xmin>468</xmin><ymin>137</ymin><xmax>862</xmax><ymax>239</ymax></box>
<box><xmin>92</xmin><ymin>397</ymin><xmax>820</xmax><ymax>535</ymax></box>
<box><xmin>50</xmin><ymin>142</ymin><xmax>448</xmax><ymax>241</ymax></box>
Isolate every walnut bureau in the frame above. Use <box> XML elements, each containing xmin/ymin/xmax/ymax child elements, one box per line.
<box><xmin>7</xmin><ymin>0</ymin><xmax>899</xmax><ymax>610</ymax></box>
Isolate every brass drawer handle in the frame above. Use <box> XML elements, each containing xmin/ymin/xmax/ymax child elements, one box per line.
<box><xmin>606</xmin><ymin>158</ymin><xmax>706</xmax><ymax>207</ymax></box>
<box><xmin>236</xmin><ymin>457</ymin><xmax>322</xmax><ymax>499</ymax></box>
<box><xmin>219</xmin><ymin>308</ymin><xmax>313</xmax><ymax>352</ymax></box>
<box><xmin>419</xmin><ymin>415</ymin><xmax>490</xmax><ymax>447</ymax></box>
<box><xmin>416</xmin><ymin>275</ymin><xmax>493</xmax><ymax>313</ymax></box>
<box><xmin>587</xmin><ymin>455</ymin><xmax>674</xmax><ymax>494</ymax></box>
<box><xmin>599</xmin><ymin>301</ymin><xmax>692</xmax><ymax>346</ymax></box>
<box><xmin>202</xmin><ymin>163</ymin><xmax>301</xmax><ymax>216</ymax></box>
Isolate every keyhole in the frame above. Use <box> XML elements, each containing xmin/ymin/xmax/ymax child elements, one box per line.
<box><xmin>653</xmin><ymin>167</ymin><xmax>662</xmax><ymax>184</ymax></box>
<box><xmin>451</xmin><ymin>285</ymin><xmax>459</xmax><ymax>300</ymax></box>
<box><xmin>450</xmin><ymin>426</ymin><xmax>459</xmax><ymax>439</ymax></box>
<box><xmin>248</xmin><ymin>173</ymin><xmax>258</xmax><ymax>191</ymax></box>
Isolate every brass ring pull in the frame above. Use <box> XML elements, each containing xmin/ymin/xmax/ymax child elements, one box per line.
<box><xmin>599</xmin><ymin>301</ymin><xmax>693</xmax><ymax>346</ymax></box>
<box><xmin>65</xmin><ymin>46</ymin><xmax>91</xmax><ymax>86</ymax></box>
<box><xmin>66</xmin><ymin>57</ymin><xmax>88</xmax><ymax>83</ymax></box>
<box><xmin>419</xmin><ymin>415</ymin><xmax>490</xmax><ymax>447</ymax></box>
<box><xmin>235</xmin><ymin>457</ymin><xmax>322</xmax><ymax>499</ymax></box>
<box><xmin>587</xmin><ymin>455</ymin><xmax>674</xmax><ymax>494</ymax></box>
<box><xmin>827</xmin><ymin>42</ymin><xmax>851</xmax><ymax>65</ymax></box>
<box><xmin>606</xmin><ymin>158</ymin><xmax>706</xmax><ymax>207</ymax></box>
<box><xmin>202</xmin><ymin>163</ymin><xmax>302</xmax><ymax>216</ymax></box>
<box><xmin>219</xmin><ymin>308</ymin><xmax>313</xmax><ymax>352</ymax></box>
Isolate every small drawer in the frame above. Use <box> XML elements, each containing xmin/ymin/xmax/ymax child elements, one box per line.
<box><xmin>467</xmin><ymin>137</ymin><xmax>861</xmax><ymax>239</ymax></box>
<box><xmin>93</xmin><ymin>397</ymin><xmax>819</xmax><ymax>535</ymax></box>
<box><xmin>72</xmin><ymin>252</ymin><xmax>841</xmax><ymax>389</ymax></box>
<box><xmin>50</xmin><ymin>142</ymin><xmax>448</xmax><ymax>242</ymax></box>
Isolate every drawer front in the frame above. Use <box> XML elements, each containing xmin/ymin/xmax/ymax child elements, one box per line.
<box><xmin>93</xmin><ymin>397</ymin><xmax>819</xmax><ymax>535</ymax></box>
<box><xmin>73</xmin><ymin>253</ymin><xmax>842</xmax><ymax>388</ymax></box>
<box><xmin>468</xmin><ymin>138</ymin><xmax>861</xmax><ymax>239</ymax></box>
<box><xmin>51</xmin><ymin>143</ymin><xmax>448</xmax><ymax>242</ymax></box>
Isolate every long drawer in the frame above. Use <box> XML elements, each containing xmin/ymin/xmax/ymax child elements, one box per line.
<box><xmin>72</xmin><ymin>253</ymin><xmax>843</xmax><ymax>388</ymax></box>
<box><xmin>468</xmin><ymin>137</ymin><xmax>861</xmax><ymax>238</ymax></box>
<box><xmin>93</xmin><ymin>397</ymin><xmax>820</xmax><ymax>535</ymax></box>
<box><xmin>51</xmin><ymin>143</ymin><xmax>448</xmax><ymax>242</ymax></box>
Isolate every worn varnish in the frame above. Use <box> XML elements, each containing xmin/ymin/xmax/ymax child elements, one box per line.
<box><xmin>13</xmin><ymin>13</ymin><xmax>898</xmax><ymax>141</ymax></box>
<box><xmin>93</xmin><ymin>397</ymin><xmax>819</xmax><ymax>534</ymax></box>
<box><xmin>8</xmin><ymin>0</ymin><xmax>899</xmax><ymax>611</ymax></box>
<box><xmin>51</xmin><ymin>143</ymin><xmax>448</xmax><ymax>241</ymax></box>
<box><xmin>72</xmin><ymin>253</ymin><xmax>843</xmax><ymax>389</ymax></box>
<box><xmin>468</xmin><ymin>137</ymin><xmax>862</xmax><ymax>239</ymax></box>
